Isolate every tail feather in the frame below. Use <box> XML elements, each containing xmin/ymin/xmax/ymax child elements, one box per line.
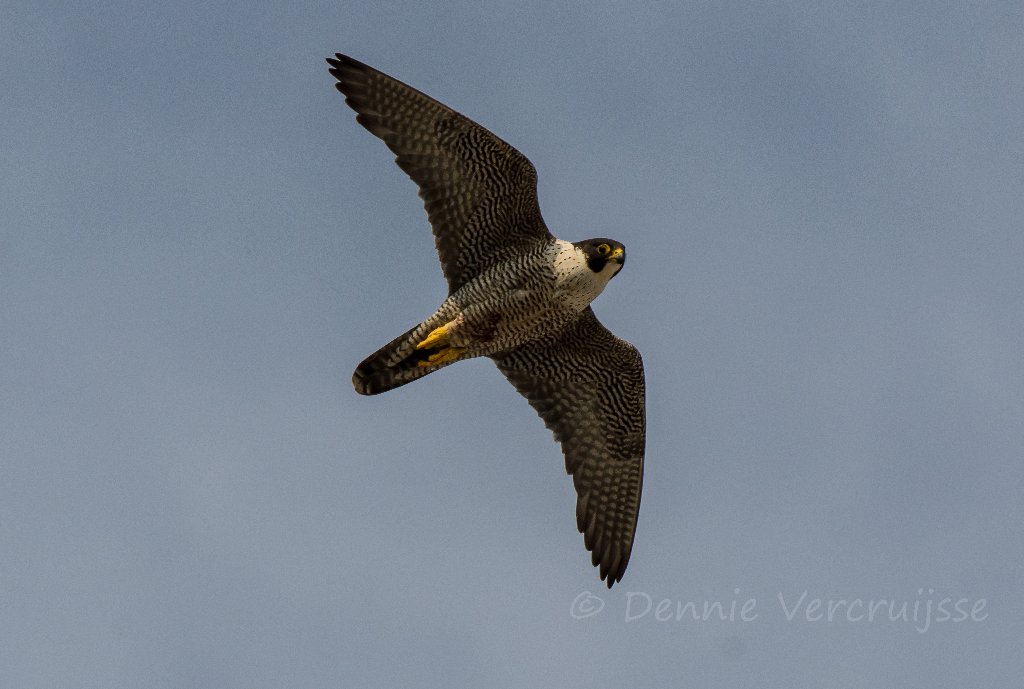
<box><xmin>353</xmin><ymin>323</ymin><xmax>453</xmax><ymax>395</ymax></box>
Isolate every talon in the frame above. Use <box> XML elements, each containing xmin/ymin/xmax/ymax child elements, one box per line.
<box><xmin>416</xmin><ymin>346</ymin><xmax>464</xmax><ymax>367</ymax></box>
<box><xmin>416</xmin><ymin>324</ymin><xmax>450</xmax><ymax>350</ymax></box>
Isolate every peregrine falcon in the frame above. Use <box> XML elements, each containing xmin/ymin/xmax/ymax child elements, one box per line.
<box><xmin>327</xmin><ymin>54</ymin><xmax>645</xmax><ymax>587</ymax></box>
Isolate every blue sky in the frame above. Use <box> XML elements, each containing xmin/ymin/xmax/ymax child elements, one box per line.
<box><xmin>3</xmin><ymin>1</ymin><xmax>1023</xmax><ymax>687</ymax></box>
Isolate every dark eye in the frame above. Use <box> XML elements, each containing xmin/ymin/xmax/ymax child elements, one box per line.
<box><xmin>597</xmin><ymin>243</ymin><xmax>611</xmax><ymax>256</ymax></box>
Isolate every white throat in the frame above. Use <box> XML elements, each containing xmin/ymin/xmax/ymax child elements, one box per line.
<box><xmin>548</xmin><ymin>240</ymin><xmax>617</xmax><ymax>311</ymax></box>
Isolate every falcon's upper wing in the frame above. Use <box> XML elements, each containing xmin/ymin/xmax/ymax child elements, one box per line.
<box><xmin>491</xmin><ymin>308</ymin><xmax>645</xmax><ymax>587</ymax></box>
<box><xmin>327</xmin><ymin>54</ymin><xmax>553</xmax><ymax>294</ymax></box>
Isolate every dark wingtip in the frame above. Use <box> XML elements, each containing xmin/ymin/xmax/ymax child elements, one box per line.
<box><xmin>326</xmin><ymin>53</ymin><xmax>368</xmax><ymax>75</ymax></box>
<box><xmin>327</xmin><ymin>53</ymin><xmax>372</xmax><ymax>103</ymax></box>
<box><xmin>325</xmin><ymin>53</ymin><xmax>351</xmax><ymax>81</ymax></box>
<box><xmin>325</xmin><ymin>54</ymin><xmax>344</xmax><ymax>75</ymax></box>
<box><xmin>592</xmin><ymin>541</ymin><xmax>629</xmax><ymax>588</ymax></box>
<box><xmin>601</xmin><ymin>565</ymin><xmax>625</xmax><ymax>589</ymax></box>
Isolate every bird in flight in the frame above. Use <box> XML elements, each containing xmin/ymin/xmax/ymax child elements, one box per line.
<box><xmin>327</xmin><ymin>54</ymin><xmax>645</xmax><ymax>587</ymax></box>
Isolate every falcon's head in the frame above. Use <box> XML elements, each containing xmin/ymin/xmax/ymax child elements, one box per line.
<box><xmin>576</xmin><ymin>238</ymin><xmax>626</xmax><ymax>278</ymax></box>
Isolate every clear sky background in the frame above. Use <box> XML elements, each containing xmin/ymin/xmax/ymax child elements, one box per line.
<box><xmin>3</xmin><ymin>1</ymin><xmax>1023</xmax><ymax>687</ymax></box>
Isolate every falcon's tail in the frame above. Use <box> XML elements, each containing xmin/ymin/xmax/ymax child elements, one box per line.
<box><xmin>352</xmin><ymin>324</ymin><xmax>454</xmax><ymax>395</ymax></box>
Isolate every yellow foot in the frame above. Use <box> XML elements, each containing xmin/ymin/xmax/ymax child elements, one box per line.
<box><xmin>416</xmin><ymin>324</ymin><xmax>451</xmax><ymax>351</ymax></box>
<box><xmin>416</xmin><ymin>346</ymin><xmax>465</xmax><ymax>367</ymax></box>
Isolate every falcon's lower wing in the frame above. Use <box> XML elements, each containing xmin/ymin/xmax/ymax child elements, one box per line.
<box><xmin>491</xmin><ymin>308</ymin><xmax>645</xmax><ymax>587</ymax></box>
